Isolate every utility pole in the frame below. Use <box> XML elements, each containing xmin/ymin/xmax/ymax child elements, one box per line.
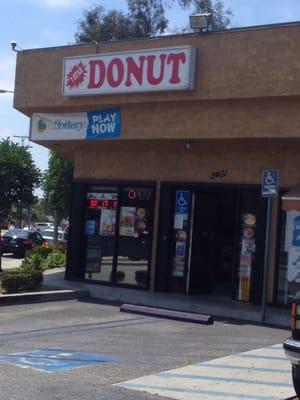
<box><xmin>13</xmin><ymin>135</ymin><xmax>31</xmax><ymax>228</ymax></box>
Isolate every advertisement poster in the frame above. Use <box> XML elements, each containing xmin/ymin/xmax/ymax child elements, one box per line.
<box><xmin>285</xmin><ymin>211</ymin><xmax>300</xmax><ymax>302</ymax></box>
<box><xmin>238</xmin><ymin>213</ymin><xmax>256</xmax><ymax>301</ymax></box>
<box><xmin>99</xmin><ymin>209</ymin><xmax>116</xmax><ymax>236</ymax></box>
<box><xmin>85</xmin><ymin>220</ymin><xmax>95</xmax><ymax>236</ymax></box>
<box><xmin>119</xmin><ymin>207</ymin><xmax>136</xmax><ymax>237</ymax></box>
<box><xmin>31</xmin><ymin>109</ymin><xmax>121</xmax><ymax>141</ymax></box>
<box><xmin>135</xmin><ymin>208</ymin><xmax>147</xmax><ymax>234</ymax></box>
<box><xmin>172</xmin><ymin>191</ymin><xmax>191</xmax><ymax>278</ymax></box>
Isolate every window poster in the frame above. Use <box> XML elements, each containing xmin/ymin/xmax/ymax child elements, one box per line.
<box><xmin>172</xmin><ymin>191</ymin><xmax>190</xmax><ymax>278</ymax></box>
<box><xmin>99</xmin><ymin>209</ymin><xmax>116</xmax><ymax>236</ymax></box>
<box><xmin>238</xmin><ymin>213</ymin><xmax>256</xmax><ymax>301</ymax></box>
<box><xmin>119</xmin><ymin>207</ymin><xmax>136</xmax><ymax>237</ymax></box>
<box><xmin>85</xmin><ymin>220</ymin><xmax>96</xmax><ymax>235</ymax></box>
<box><xmin>284</xmin><ymin>211</ymin><xmax>300</xmax><ymax>302</ymax></box>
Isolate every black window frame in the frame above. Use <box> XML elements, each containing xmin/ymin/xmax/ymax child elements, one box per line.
<box><xmin>67</xmin><ymin>179</ymin><xmax>155</xmax><ymax>290</ymax></box>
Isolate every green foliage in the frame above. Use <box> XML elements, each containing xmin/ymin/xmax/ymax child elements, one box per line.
<box><xmin>21</xmin><ymin>253</ymin><xmax>45</xmax><ymax>271</ymax></box>
<box><xmin>75</xmin><ymin>0</ymin><xmax>232</xmax><ymax>44</ymax></box>
<box><xmin>0</xmin><ymin>139</ymin><xmax>41</xmax><ymax>221</ymax></box>
<box><xmin>31</xmin><ymin>199</ymin><xmax>48</xmax><ymax>223</ymax></box>
<box><xmin>0</xmin><ymin>269</ymin><xmax>43</xmax><ymax>293</ymax></box>
<box><xmin>42</xmin><ymin>251</ymin><xmax>66</xmax><ymax>270</ymax></box>
<box><xmin>26</xmin><ymin>245</ymin><xmax>52</xmax><ymax>259</ymax></box>
<box><xmin>75</xmin><ymin>0</ymin><xmax>168</xmax><ymax>43</ymax></box>
<box><xmin>42</xmin><ymin>151</ymin><xmax>73</xmax><ymax>220</ymax></box>
<box><xmin>75</xmin><ymin>6</ymin><xmax>133</xmax><ymax>43</ymax></box>
<box><xmin>128</xmin><ymin>0</ymin><xmax>168</xmax><ymax>37</ymax></box>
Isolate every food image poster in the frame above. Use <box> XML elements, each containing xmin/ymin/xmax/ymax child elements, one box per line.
<box><xmin>135</xmin><ymin>208</ymin><xmax>148</xmax><ymax>233</ymax></box>
<box><xmin>99</xmin><ymin>209</ymin><xmax>116</xmax><ymax>236</ymax></box>
<box><xmin>119</xmin><ymin>207</ymin><xmax>136</xmax><ymax>237</ymax></box>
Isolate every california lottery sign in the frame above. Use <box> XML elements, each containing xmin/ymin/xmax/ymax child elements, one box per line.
<box><xmin>30</xmin><ymin>108</ymin><xmax>121</xmax><ymax>141</ymax></box>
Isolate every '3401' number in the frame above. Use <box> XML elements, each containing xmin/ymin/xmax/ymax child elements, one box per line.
<box><xmin>210</xmin><ymin>169</ymin><xmax>228</xmax><ymax>179</ymax></box>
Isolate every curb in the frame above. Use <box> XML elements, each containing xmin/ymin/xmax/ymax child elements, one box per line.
<box><xmin>0</xmin><ymin>289</ymin><xmax>90</xmax><ymax>306</ymax></box>
<box><xmin>120</xmin><ymin>303</ymin><xmax>214</xmax><ymax>324</ymax></box>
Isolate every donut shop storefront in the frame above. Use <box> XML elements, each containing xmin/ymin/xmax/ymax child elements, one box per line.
<box><xmin>14</xmin><ymin>22</ymin><xmax>300</xmax><ymax>306</ymax></box>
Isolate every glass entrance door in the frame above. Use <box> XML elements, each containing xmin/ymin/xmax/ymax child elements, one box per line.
<box><xmin>168</xmin><ymin>189</ymin><xmax>194</xmax><ymax>293</ymax></box>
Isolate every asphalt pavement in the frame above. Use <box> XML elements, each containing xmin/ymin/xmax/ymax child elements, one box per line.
<box><xmin>0</xmin><ymin>299</ymin><xmax>292</xmax><ymax>400</ymax></box>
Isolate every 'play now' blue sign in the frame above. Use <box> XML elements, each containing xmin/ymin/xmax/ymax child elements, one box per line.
<box><xmin>0</xmin><ymin>349</ymin><xmax>116</xmax><ymax>373</ymax></box>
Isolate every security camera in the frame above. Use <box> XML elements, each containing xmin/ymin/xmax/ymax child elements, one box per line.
<box><xmin>10</xmin><ymin>40</ymin><xmax>17</xmax><ymax>51</ymax></box>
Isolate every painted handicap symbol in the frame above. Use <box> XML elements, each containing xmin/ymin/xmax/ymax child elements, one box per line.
<box><xmin>0</xmin><ymin>349</ymin><xmax>116</xmax><ymax>373</ymax></box>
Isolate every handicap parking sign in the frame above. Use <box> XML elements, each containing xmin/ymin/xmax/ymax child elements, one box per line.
<box><xmin>262</xmin><ymin>170</ymin><xmax>279</xmax><ymax>197</ymax></box>
<box><xmin>175</xmin><ymin>191</ymin><xmax>190</xmax><ymax>214</ymax></box>
<box><xmin>0</xmin><ymin>349</ymin><xmax>116</xmax><ymax>373</ymax></box>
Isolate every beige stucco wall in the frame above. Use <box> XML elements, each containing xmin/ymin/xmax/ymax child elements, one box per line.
<box><xmin>69</xmin><ymin>139</ymin><xmax>299</xmax><ymax>188</ymax></box>
<box><xmin>14</xmin><ymin>23</ymin><xmax>300</xmax><ymax>300</ymax></box>
<box><xmin>15</xmin><ymin>23</ymin><xmax>300</xmax><ymax>122</ymax></box>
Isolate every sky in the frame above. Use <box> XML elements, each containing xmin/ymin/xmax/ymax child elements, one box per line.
<box><xmin>1</xmin><ymin>0</ymin><xmax>300</xmax><ymax>175</ymax></box>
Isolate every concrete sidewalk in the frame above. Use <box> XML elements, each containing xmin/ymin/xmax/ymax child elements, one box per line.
<box><xmin>41</xmin><ymin>269</ymin><xmax>291</xmax><ymax>329</ymax></box>
<box><xmin>0</xmin><ymin>267</ymin><xmax>290</xmax><ymax>328</ymax></box>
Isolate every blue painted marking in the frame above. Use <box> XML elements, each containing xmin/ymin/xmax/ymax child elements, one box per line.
<box><xmin>0</xmin><ymin>349</ymin><xmax>116</xmax><ymax>373</ymax></box>
<box><xmin>234</xmin><ymin>354</ymin><xmax>287</xmax><ymax>361</ymax></box>
<box><xmin>119</xmin><ymin>382</ymin><xmax>280</xmax><ymax>399</ymax></box>
<box><xmin>194</xmin><ymin>363</ymin><xmax>289</xmax><ymax>373</ymax></box>
<box><xmin>157</xmin><ymin>372</ymin><xmax>292</xmax><ymax>388</ymax></box>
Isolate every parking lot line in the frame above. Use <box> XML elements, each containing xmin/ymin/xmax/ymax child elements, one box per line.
<box><xmin>116</xmin><ymin>344</ymin><xmax>295</xmax><ymax>400</ymax></box>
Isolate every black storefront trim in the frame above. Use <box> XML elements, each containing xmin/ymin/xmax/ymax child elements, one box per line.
<box><xmin>66</xmin><ymin>179</ymin><xmax>156</xmax><ymax>290</ymax></box>
<box><xmin>155</xmin><ymin>181</ymin><xmax>272</xmax><ymax>305</ymax></box>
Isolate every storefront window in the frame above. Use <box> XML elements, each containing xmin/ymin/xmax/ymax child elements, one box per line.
<box><xmin>84</xmin><ymin>184</ymin><xmax>154</xmax><ymax>288</ymax></box>
<box><xmin>84</xmin><ymin>187</ymin><xmax>118</xmax><ymax>282</ymax></box>
<box><xmin>278</xmin><ymin>210</ymin><xmax>300</xmax><ymax>304</ymax></box>
<box><xmin>116</xmin><ymin>187</ymin><xmax>154</xmax><ymax>287</ymax></box>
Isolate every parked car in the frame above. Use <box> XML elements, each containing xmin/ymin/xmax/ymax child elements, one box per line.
<box><xmin>40</xmin><ymin>229</ymin><xmax>68</xmax><ymax>249</ymax></box>
<box><xmin>0</xmin><ymin>229</ymin><xmax>45</xmax><ymax>258</ymax></box>
<box><xmin>283</xmin><ymin>302</ymin><xmax>300</xmax><ymax>396</ymax></box>
<box><xmin>23</xmin><ymin>225</ymin><xmax>37</xmax><ymax>231</ymax></box>
<box><xmin>35</xmin><ymin>222</ymin><xmax>54</xmax><ymax>231</ymax></box>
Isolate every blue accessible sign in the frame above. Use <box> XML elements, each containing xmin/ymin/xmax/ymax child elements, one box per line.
<box><xmin>261</xmin><ymin>170</ymin><xmax>279</xmax><ymax>197</ymax></box>
<box><xmin>175</xmin><ymin>191</ymin><xmax>190</xmax><ymax>214</ymax></box>
<box><xmin>0</xmin><ymin>349</ymin><xmax>116</xmax><ymax>373</ymax></box>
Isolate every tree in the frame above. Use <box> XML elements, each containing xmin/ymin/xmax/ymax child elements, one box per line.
<box><xmin>0</xmin><ymin>139</ymin><xmax>41</xmax><ymax>224</ymax></box>
<box><xmin>75</xmin><ymin>0</ymin><xmax>232</xmax><ymax>43</ymax></box>
<box><xmin>42</xmin><ymin>151</ymin><xmax>73</xmax><ymax>242</ymax></box>
<box><xmin>0</xmin><ymin>139</ymin><xmax>41</xmax><ymax>270</ymax></box>
<box><xmin>128</xmin><ymin>0</ymin><xmax>168</xmax><ymax>37</ymax></box>
<box><xmin>75</xmin><ymin>6</ymin><xmax>133</xmax><ymax>43</ymax></box>
<box><xmin>177</xmin><ymin>0</ymin><xmax>232</xmax><ymax>29</ymax></box>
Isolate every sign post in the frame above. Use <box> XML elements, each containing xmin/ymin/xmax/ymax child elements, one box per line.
<box><xmin>261</xmin><ymin>170</ymin><xmax>279</xmax><ymax>322</ymax></box>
